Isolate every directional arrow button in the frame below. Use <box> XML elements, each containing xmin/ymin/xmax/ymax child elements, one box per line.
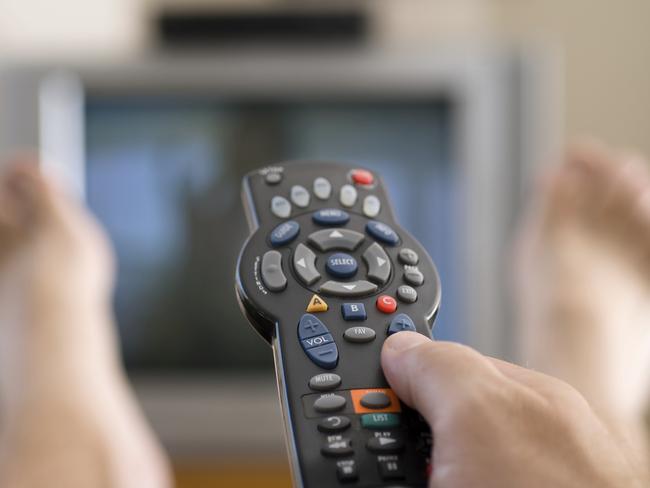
<box><xmin>363</xmin><ymin>242</ymin><xmax>391</xmax><ymax>285</ymax></box>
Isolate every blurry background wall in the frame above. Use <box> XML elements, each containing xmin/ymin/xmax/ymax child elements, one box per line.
<box><xmin>1</xmin><ymin>0</ymin><xmax>649</xmax><ymax>155</ymax></box>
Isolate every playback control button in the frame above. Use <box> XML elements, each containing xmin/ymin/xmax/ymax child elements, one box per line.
<box><xmin>367</xmin><ymin>434</ymin><xmax>405</xmax><ymax>454</ymax></box>
<box><xmin>298</xmin><ymin>314</ymin><xmax>339</xmax><ymax>369</ymax></box>
<box><xmin>321</xmin><ymin>438</ymin><xmax>353</xmax><ymax>458</ymax></box>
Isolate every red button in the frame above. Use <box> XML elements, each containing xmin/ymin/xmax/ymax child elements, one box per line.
<box><xmin>351</xmin><ymin>169</ymin><xmax>374</xmax><ymax>186</ymax></box>
<box><xmin>376</xmin><ymin>295</ymin><xmax>397</xmax><ymax>314</ymax></box>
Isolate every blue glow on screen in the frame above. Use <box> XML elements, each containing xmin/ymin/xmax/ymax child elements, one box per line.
<box><xmin>86</xmin><ymin>100</ymin><xmax>463</xmax><ymax>371</ymax></box>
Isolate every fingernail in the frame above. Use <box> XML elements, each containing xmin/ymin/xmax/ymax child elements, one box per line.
<box><xmin>384</xmin><ymin>331</ymin><xmax>430</xmax><ymax>353</ymax></box>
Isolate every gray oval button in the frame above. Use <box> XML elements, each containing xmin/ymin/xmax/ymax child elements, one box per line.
<box><xmin>309</xmin><ymin>373</ymin><xmax>342</xmax><ymax>391</ymax></box>
<box><xmin>360</xmin><ymin>391</ymin><xmax>391</xmax><ymax>409</ymax></box>
<box><xmin>404</xmin><ymin>265</ymin><xmax>424</xmax><ymax>286</ymax></box>
<box><xmin>314</xmin><ymin>394</ymin><xmax>346</xmax><ymax>413</ymax></box>
<box><xmin>397</xmin><ymin>285</ymin><xmax>417</xmax><ymax>303</ymax></box>
<box><xmin>343</xmin><ymin>326</ymin><xmax>376</xmax><ymax>343</ymax></box>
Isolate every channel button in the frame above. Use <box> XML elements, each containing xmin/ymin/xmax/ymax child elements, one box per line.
<box><xmin>261</xmin><ymin>250</ymin><xmax>286</xmax><ymax>292</ymax></box>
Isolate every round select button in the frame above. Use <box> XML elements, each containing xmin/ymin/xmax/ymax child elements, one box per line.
<box><xmin>326</xmin><ymin>253</ymin><xmax>358</xmax><ymax>279</ymax></box>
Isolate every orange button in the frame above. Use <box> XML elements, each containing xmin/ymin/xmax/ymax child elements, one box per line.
<box><xmin>350</xmin><ymin>388</ymin><xmax>401</xmax><ymax>414</ymax></box>
<box><xmin>351</xmin><ymin>169</ymin><xmax>374</xmax><ymax>186</ymax></box>
<box><xmin>376</xmin><ymin>295</ymin><xmax>397</xmax><ymax>314</ymax></box>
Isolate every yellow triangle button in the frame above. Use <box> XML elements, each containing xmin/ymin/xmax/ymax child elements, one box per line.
<box><xmin>306</xmin><ymin>294</ymin><xmax>328</xmax><ymax>313</ymax></box>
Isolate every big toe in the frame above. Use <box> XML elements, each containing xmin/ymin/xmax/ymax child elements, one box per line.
<box><xmin>1</xmin><ymin>159</ymin><xmax>58</xmax><ymax>224</ymax></box>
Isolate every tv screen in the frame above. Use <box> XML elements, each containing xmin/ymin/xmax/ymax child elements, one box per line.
<box><xmin>85</xmin><ymin>98</ymin><xmax>462</xmax><ymax>372</ymax></box>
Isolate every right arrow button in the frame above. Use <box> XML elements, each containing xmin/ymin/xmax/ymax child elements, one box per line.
<box><xmin>362</xmin><ymin>242</ymin><xmax>391</xmax><ymax>285</ymax></box>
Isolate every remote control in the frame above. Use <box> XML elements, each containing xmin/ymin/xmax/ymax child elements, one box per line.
<box><xmin>235</xmin><ymin>161</ymin><xmax>441</xmax><ymax>487</ymax></box>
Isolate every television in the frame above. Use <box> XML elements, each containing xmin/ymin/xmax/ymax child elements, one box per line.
<box><xmin>0</xmin><ymin>49</ymin><xmax>558</xmax><ymax>457</ymax></box>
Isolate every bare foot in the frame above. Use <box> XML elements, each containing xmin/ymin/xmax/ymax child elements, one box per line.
<box><xmin>515</xmin><ymin>141</ymin><xmax>650</xmax><ymax>471</ymax></box>
<box><xmin>0</xmin><ymin>160</ymin><xmax>171</xmax><ymax>487</ymax></box>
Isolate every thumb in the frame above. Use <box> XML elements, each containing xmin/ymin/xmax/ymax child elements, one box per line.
<box><xmin>381</xmin><ymin>332</ymin><xmax>503</xmax><ymax>426</ymax></box>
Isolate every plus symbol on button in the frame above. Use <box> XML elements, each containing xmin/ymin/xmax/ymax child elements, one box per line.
<box><xmin>304</xmin><ymin>319</ymin><xmax>319</xmax><ymax>333</ymax></box>
<box><xmin>395</xmin><ymin>319</ymin><xmax>409</xmax><ymax>330</ymax></box>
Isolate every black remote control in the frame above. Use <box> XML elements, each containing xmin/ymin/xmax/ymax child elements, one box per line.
<box><xmin>235</xmin><ymin>161</ymin><xmax>441</xmax><ymax>487</ymax></box>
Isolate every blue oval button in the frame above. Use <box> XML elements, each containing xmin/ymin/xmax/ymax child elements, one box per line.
<box><xmin>298</xmin><ymin>314</ymin><xmax>329</xmax><ymax>340</ymax></box>
<box><xmin>306</xmin><ymin>343</ymin><xmax>339</xmax><ymax>369</ymax></box>
<box><xmin>270</xmin><ymin>220</ymin><xmax>300</xmax><ymax>247</ymax></box>
<box><xmin>313</xmin><ymin>208</ymin><xmax>350</xmax><ymax>226</ymax></box>
<box><xmin>366</xmin><ymin>220</ymin><xmax>399</xmax><ymax>246</ymax></box>
<box><xmin>388</xmin><ymin>313</ymin><xmax>417</xmax><ymax>335</ymax></box>
<box><xmin>326</xmin><ymin>253</ymin><xmax>358</xmax><ymax>279</ymax></box>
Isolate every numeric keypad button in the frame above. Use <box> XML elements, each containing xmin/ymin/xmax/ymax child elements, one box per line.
<box><xmin>270</xmin><ymin>196</ymin><xmax>291</xmax><ymax>218</ymax></box>
<box><xmin>339</xmin><ymin>184</ymin><xmax>358</xmax><ymax>207</ymax></box>
<box><xmin>313</xmin><ymin>177</ymin><xmax>332</xmax><ymax>200</ymax></box>
<box><xmin>290</xmin><ymin>185</ymin><xmax>310</xmax><ymax>208</ymax></box>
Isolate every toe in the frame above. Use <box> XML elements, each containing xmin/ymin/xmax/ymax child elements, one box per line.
<box><xmin>599</xmin><ymin>151</ymin><xmax>650</xmax><ymax>236</ymax></box>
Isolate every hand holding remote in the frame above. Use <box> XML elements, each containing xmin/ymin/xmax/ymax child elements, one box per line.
<box><xmin>382</xmin><ymin>332</ymin><xmax>647</xmax><ymax>488</ymax></box>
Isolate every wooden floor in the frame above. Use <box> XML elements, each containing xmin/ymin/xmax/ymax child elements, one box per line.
<box><xmin>174</xmin><ymin>461</ymin><xmax>292</xmax><ymax>488</ymax></box>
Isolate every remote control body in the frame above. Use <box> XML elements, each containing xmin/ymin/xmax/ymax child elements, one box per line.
<box><xmin>236</xmin><ymin>161</ymin><xmax>441</xmax><ymax>487</ymax></box>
